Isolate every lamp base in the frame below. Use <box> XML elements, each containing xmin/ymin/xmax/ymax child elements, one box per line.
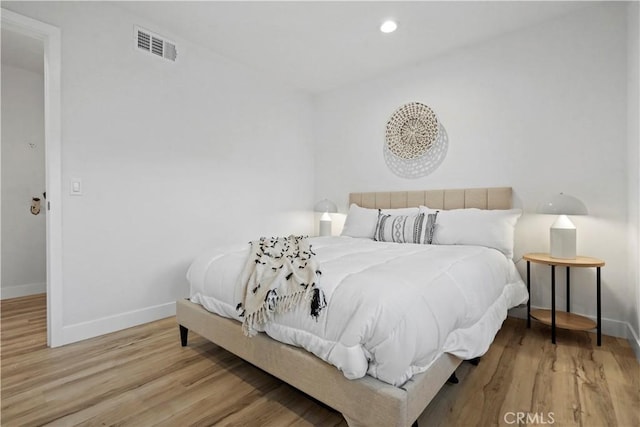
<box><xmin>319</xmin><ymin>219</ymin><xmax>332</xmax><ymax>236</ymax></box>
<box><xmin>549</xmin><ymin>215</ymin><xmax>577</xmax><ymax>259</ymax></box>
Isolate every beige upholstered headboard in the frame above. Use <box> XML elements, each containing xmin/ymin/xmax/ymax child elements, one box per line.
<box><xmin>348</xmin><ymin>187</ymin><xmax>512</xmax><ymax>210</ymax></box>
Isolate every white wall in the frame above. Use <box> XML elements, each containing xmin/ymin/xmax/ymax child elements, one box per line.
<box><xmin>4</xmin><ymin>1</ymin><xmax>635</xmax><ymax>348</ymax></box>
<box><xmin>314</xmin><ymin>4</ymin><xmax>632</xmax><ymax>338</ymax></box>
<box><xmin>3</xmin><ymin>2</ymin><xmax>315</xmax><ymax>344</ymax></box>
<box><xmin>1</xmin><ymin>63</ymin><xmax>46</xmax><ymax>298</ymax></box>
<box><xmin>628</xmin><ymin>1</ymin><xmax>640</xmax><ymax>356</ymax></box>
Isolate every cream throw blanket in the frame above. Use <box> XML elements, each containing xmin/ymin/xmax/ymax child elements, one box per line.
<box><xmin>237</xmin><ymin>235</ymin><xmax>326</xmax><ymax>337</ymax></box>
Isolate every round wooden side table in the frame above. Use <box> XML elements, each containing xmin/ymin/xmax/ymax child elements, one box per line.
<box><xmin>523</xmin><ymin>252</ymin><xmax>604</xmax><ymax>346</ymax></box>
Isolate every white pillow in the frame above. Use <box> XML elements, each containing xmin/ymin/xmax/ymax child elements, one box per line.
<box><xmin>420</xmin><ymin>207</ymin><xmax>522</xmax><ymax>258</ymax></box>
<box><xmin>341</xmin><ymin>204</ymin><xmax>419</xmax><ymax>239</ymax></box>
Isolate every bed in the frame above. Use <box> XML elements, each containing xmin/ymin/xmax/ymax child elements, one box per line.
<box><xmin>177</xmin><ymin>187</ymin><xmax>528</xmax><ymax>427</ymax></box>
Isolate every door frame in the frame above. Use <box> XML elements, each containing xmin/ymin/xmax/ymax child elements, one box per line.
<box><xmin>2</xmin><ymin>9</ymin><xmax>63</xmax><ymax>346</ymax></box>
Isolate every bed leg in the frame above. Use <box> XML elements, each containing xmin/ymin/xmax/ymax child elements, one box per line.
<box><xmin>447</xmin><ymin>372</ymin><xmax>459</xmax><ymax>384</ymax></box>
<box><xmin>179</xmin><ymin>325</ymin><xmax>189</xmax><ymax>347</ymax></box>
<box><xmin>468</xmin><ymin>357</ymin><xmax>481</xmax><ymax>366</ymax></box>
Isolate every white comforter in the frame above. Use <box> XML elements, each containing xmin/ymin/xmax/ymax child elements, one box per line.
<box><xmin>187</xmin><ymin>236</ymin><xmax>528</xmax><ymax>387</ymax></box>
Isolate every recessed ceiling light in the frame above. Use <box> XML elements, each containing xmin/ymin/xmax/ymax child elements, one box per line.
<box><xmin>380</xmin><ymin>20</ymin><xmax>397</xmax><ymax>34</ymax></box>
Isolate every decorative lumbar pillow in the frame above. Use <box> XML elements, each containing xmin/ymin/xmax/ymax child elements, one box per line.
<box><xmin>341</xmin><ymin>204</ymin><xmax>419</xmax><ymax>239</ymax></box>
<box><xmin>374</xmin><ymin>212</ymin><xmax>428</xmax><ymax>244</ymax></box>
<box><xmin>421</xmin><ymin>207</ymin><xmax>522</xmax><ymax>258</ymax></box>
<box><xmin>424</xmin><ymin>212</ymin><xmax>438</xmax><ymax>244</ymax></box>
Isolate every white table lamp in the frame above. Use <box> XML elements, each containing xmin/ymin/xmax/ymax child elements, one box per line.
<box><xmin>537</xmin><ymin>193</ymin><xmax>588</xmax><ymax>259</ymax></box>
<box><xmin>314</xmin><ymin>199</ymin><xmax>337</xmax><ymax>236</ymax></box>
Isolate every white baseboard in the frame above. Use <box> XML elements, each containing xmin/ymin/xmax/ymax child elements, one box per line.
<box><xmin>628</xmin><ymin>324</ymin><xmax>640</xmax><ymax>361</ymax></box>
<box><xmin>58</xmin><ymin>301</ymin><xmax>176</xmax><ymax>346</ymax></box>
<box><xmin>1</xmin><ymin>282</ymin><xmax>46</xmax><ymax>300</ymax></box>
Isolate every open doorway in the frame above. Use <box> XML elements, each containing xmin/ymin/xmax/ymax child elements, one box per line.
<box><xmin>1</xmin><ymin>28</ymin><xmax>46</xmax><ymax>300</ymax></box>
<box><xmin>1</xmin><ymin>9</ymin><xmax>62</xmax><ymax>347</ymax></box>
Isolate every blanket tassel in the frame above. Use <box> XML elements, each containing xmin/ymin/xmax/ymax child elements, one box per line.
<box><xmin>310</xmin><ymin>288</ymin><xmax>327</xmax><ymax>319</ymax></box>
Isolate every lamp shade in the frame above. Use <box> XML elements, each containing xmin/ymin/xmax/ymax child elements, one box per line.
<box><xmin>536</xmin><ymin>193</ymin><xmax>587</xmax><ymax>215</ymax></box>
<box><xmin>314</xmin><ymin>199</ymin><xmax>337</xmax><ymax>213</ymax></box>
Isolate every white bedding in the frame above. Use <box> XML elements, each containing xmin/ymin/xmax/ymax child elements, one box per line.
<box><xmin>187</xmin><ymin>236</ymin><xmax>528</xmax><ymax>387</ymax></box>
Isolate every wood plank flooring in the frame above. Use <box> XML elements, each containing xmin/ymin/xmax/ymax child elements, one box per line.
<box><xmin>1</xmin><ymin>294</ymin><xmax>638</xmax><ymax>426</ymax></box>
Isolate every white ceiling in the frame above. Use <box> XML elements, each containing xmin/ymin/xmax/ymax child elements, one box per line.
<box><xmin>116</xmin><ymin>1</ymin><xmax>590</xmax><ymax>93</ymax></box>
<box><xmin>1</xmin><ymin>2</ymin><xmax>590</xmax><ymax>91</ymax></box>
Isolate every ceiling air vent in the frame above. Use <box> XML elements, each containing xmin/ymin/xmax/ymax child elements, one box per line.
<box><xmin>135</xmin><ymin>26</ymin><xmax>177</xmax><ymax>62</ymax></box>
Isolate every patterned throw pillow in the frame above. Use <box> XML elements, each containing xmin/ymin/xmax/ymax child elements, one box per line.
<box><xmin>374</xmin><ymin>212</ymin><xmax>430</xmax><ymax>244</ymax></box>
<box><xmin>424</xmin><ymin>212</ymin><xmax>439</xmax><ymax>244</ymax></box>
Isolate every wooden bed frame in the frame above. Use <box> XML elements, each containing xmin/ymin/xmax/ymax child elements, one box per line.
<box><xmin>177</xmin><ymin>187</ymin><xmax>513</xmax><ymax>427</ymax></box>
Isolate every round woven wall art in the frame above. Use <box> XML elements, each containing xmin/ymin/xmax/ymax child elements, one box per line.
<box><xmin>384</xmin><ymin>102</ymin><xmax>448</xmax><ymax>179</ymax></box>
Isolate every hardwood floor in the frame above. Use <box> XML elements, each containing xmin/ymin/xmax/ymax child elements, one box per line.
<box><xmin>1</xmin><ymin>294</ymin><xmax>638</xmax><ymax>427</ymax></box>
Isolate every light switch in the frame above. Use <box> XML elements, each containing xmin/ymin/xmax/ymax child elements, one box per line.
<box><xmin>70</xmin><ymin>178</ymin><xmax>82</xmax><ymax>196</ymax></box>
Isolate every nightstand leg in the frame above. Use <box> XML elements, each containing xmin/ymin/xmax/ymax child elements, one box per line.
<box><xmin>566</xmin><ymin>266</ymin><xmax>570</xmax><ymax>313</ymax></box>
<box><xmin>526</xmin><ymin>261</ymin><xmax>531</xmax><ymax>328</ymax></box>
<box><xmin>551</xmin><ymin>265</ymin><xmax>556</xmax><ymax>344</ymax></box>
<box><xmin>597</xmin><ymin>267</ymin><xmax>601</xmax><ymax>346</ymax></box>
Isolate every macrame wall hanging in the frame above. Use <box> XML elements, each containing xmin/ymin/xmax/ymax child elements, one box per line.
<box><xmin>383</xmin><ymin>102</ymin><xmax>448</xmax><ymax>179</ymax></box>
